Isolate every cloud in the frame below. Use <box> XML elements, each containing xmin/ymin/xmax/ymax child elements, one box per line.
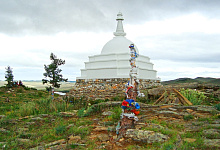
<box><xmin>0</xmin><ymin>0</ymin><xmax>112</xmax><ymax>35</ymax></box>
<box><xmin>1</xmin><ymin>0</ymin><xmax>220</xmax><ymax>81</ymax></box>
<box><xmin>138</xmin><ymin>33</ymin><xmax>220</xmax><ymax>63</ymax></box>
<box><xmin>153</xmin><ymin>60</ymin><xmax>220</xmax><ymax>81</ymax></box>
<box><xmin>125</xmin><ymin>14</ymin><xmax>220</xmax><ymax>63</ymax></box>
<box><xmin>1</xmin><ymin>0</ymin><xmax>220</xmax><ymax>35</ymax></box>
<box><xmin>0</xmin><ymin>31</ymin><xmax>112</xmax><ymax>80</ymax></box>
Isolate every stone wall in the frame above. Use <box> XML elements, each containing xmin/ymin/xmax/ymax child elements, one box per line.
<box><xmin>68</xmin><ymin>78</ymin><xmax>160</xmax><ymax>100</ymax></box>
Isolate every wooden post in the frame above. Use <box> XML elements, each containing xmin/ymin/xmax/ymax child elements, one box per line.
<box><xmin>117</xmin><ymin>44</ymin><xmax>141</xmax><ymax>138</ymax></box>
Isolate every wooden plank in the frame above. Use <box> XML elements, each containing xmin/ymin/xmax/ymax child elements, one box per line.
<box><xmin>173</xmin><ymin>88</ymin><xmax>193</xmax><ymax>105</ymax></box>
<box><xmin>178</xmin><ymin>96</ymin><xmax>186</xmax><ymax>105</ymax></box>
<box><xmin>154</xmin><ymin>92</ymin><xmax>165</xmax><ymax>105</ymax></box>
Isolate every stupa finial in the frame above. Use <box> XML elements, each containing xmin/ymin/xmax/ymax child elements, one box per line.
<box><xmin>114</xmin><ymin>12</ymin><xmax>126</xmax><ymax>36</ymax></box>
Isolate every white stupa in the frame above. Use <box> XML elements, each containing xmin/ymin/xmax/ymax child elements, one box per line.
<box><xmin>77</xmin><ymin>12</ymin><xmax>159</xmax><ymax>81</ymax></box>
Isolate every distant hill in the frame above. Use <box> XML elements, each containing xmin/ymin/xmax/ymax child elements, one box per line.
<box><xmin>162</xmin><ymin>78</ymin><xmax>196</xmax><ymax>85</ymax></box>
<box><xmin>208</xmin><ymin>78</ymin><xmax>220</xmax><ymax>85</ymax></box>
<box><xmin>195</xmin><ymin>77</ymin><xmax>217</xmax><ymax>83</ymax></box>
<box><xmin>162</xmin><ymin>77</ymin><xmax>220</xmax><ymax>86</ymax></box>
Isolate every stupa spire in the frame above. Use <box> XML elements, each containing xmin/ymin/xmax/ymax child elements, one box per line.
<box><xmin>114</xmin><ymin>12</ymin><xmax>126</xmax><ymax>36</ymax></box>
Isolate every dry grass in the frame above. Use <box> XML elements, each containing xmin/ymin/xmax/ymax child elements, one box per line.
<box><xmin>0</xmin><ymin>81</ymin><xmax>75</xmax><ymax>91</ymax></box>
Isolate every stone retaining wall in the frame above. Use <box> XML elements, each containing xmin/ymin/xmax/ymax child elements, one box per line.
<box><xmin>68</xmin><ymin>78</ymin><xmax>160</xmax><ymax>100</ymax></box>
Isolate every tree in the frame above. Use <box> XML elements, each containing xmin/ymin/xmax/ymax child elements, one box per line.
<box><xmin>42</xmin><ymin>53</ymin><xmax>68</xmax><ymax>89</ymax></box>
<box><xmin>5</xmin><ymin>66</ymin><xmax>14</xmax><ymax>88</ymax></box>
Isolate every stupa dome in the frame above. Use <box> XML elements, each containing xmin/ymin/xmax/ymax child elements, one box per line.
<box><xmin>101</xmin><ymin>36</ymin><xmax>139</xmax><ymax>54</ymax></box>
<box><xmin>101</xmin><ymin>12</ymin><xmax>139</xmax><ymax>55</ymax></box>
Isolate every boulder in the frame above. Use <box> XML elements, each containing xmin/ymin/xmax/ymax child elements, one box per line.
<box><xmin>125</xmin><ymin>129</ymin><xmax>169</xmax><ymax>143</ymax></box>
<box><xmin>157</xmin><ymin>110</ymin><xmax>182</xmax><ymax>119</ymax></box>
<box><xmin>183</xmin><ymin>138</ymin><xmax>196</xmax><ymax>143</ymax></box>
<box><xmin>93</xmin><ymin>126</ymin><xmax>108</xmax><ymax>132</ymax></box>
<box><xmin>59</xmin><ymin>112</ymin><xmax>76</xmax><ymax>117</ymax></box>
<box><xmin>204</xmin><ymin>139</ymin><xmax>220</xmax><ymax>148</ymax></box>
<box><xmin>68</xmin><ymin>135</ymin><xmax>81</xmax><ymax>144</ymax></box>
<box><xmin>66</xmin><ymin>124</ymin><xmax>75</xmax><ymax>129</ymax></box>
<box><xmin>7</xmin><ymin>119</ymin><xmax>18</xmax><ymax>124</ymax></box>
<box><xmin>26</xmin><ymin>122</ymin><xmax>35</xmax><ymax>125</ymax></box>
<box><xmin>197</xmin><ymin>106</ymin><xmax>219</xmax><ymax>114</ymax></box>
<box><xmin>0</xmin><ymin>128</ymin><xmax>9</xmax><ymax>133</ymax></box>
<box><xmin>47</xmin><ymin>144</ymin><xmax>66</xmax><ymax>150</ymax></box>
<box><xmin>204</xmin><ymin>124</ymin><xmax>220</xmax><ymax>129</ymax></box>
<box><xmin>17</xmin><ymin>138</ymin><xmax>31</xmax><ymax>143</ymax></box>
<box><xmin>185</xmin><ymin>125</ymin><xmax>202</xmax><ymax>132</ymax></box>
<box><xmin>0</xmin><ymin>115</ymin><xmax>6</xmax><ymax>119</ymax></box>
<box><xmin>148</xmin><ymin>87</ymin><xmax>165</xmax><ymax>97</ymax></box>
<box><xmin>40</xmin><ymin>114</ymin><xmax>49</xmax><ymax>117</ymax></box>
<box><xmin>212</xmin><ymin>119</ymin><xmax>220</xmax><ymax>124</ymax></box>
<box><xmin>102</xmin><ymin>111</ymin><xmax>114</xmax><ymax>116</ymax></box>
<box><xmin>18</xmin><ymin>127</ymin><xmax>29</xmax><ymax>132</ymax></box>
<box><xmin>97</xmin><ymin>133</ymin><xmax>110</xmax><ymax>142</ymax></box>
<box><xmin>31</xmin><ymin>117</ymin><xmax>43</xmax><ymax>121</ymax></box>
<box><xmin>202</xmin><ymin>129</ymin><xmax>220</xmax><ymax>139</ymax></box>
<box><xmin>45</xmin><ymin>139</ymin><xmax>66</xmax><ymax>147</ymax></box>
<box><xmin>145</xmin><ymin>123</ymin><xmax>165</xmax><ymax>130</ymax></box>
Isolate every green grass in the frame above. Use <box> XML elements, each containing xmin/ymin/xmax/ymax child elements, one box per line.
<box><xmin>6</xmin><ymin>97</ymin><xmax>76</xmax><ymax>117</ymax></box>
<box><xmin>0</xmin><ymin>86</ymin><xmax>89</xmax><ymax>149</ymax></box>
<box><xmin>183</xmin><ymin>114</ymin><xmax>194</xmax><ymax>121</ymax></box>
<box><xmin>111</xmin><ymin>106</ymin><xmax>122</xmax><ymax>122</ymax></box>
<box><xmin>55</xmin><ymin>125</ymin><xmax>66</xmax><ymax>135</ymax></box>
<box><xmin>180</xmin><ymin>88</ymin><xmax>207</xmax><ymax>105</ymax></box>
<box><xmin>143</xmin><ymin>118</ymin><xmax>213</xmax><ymax>150</ymax></box>
<box><xmin>214</xmin><ymin>103</ymin><xmax>220</xmax><ymax>111</ymax></box>
<box><xmin>0</xmin><ymin>111</ymin><xmax>94</xmax><ymax>149</ymax></box>
<box><xmin>179</xmin><ymin>131</ymin><xmax>209</xmax><ymax>149</ymax></box>
<box><xmin>70</xmin><ymin>126</ymin><xmax>92</xmax><ymax>139</ymax></box>
<box><xmin>0</xmin><ymin>85</ymin><xmax>79</xmax><ymax>118</ymax></box>
<box><xmin>142</xmin><ymin>118</ymin><xmax>179</xmax><ymax>149</ymax></box>
<box><xmin>1</xmin><ymin>85</ymin><xmax>219</xmax><ymax>149</ymax></box>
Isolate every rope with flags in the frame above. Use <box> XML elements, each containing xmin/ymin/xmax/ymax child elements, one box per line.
<box><xmin>116</xmin><ymin>44</ymin><xmax>144</xmax><ymax>137</ymax></box>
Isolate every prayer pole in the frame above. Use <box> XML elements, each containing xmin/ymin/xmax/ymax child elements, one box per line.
<box><xmin>116</xmin><ymin>44</ymin><xmax>142</xmax><ymax>138</ymax></box>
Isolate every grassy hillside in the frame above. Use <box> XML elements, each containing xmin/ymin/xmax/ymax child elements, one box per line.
<box><xmin>162</xmin><ymin>78</ymin><xmax>196</xmax><ymax>85</ymax></box>
<box><xmin>208</xmin><ymin>78</ymin><xmax>220</xmax><ymax>85</ymax></box>
<box><xmin>0</xmin><ymin>86</ymin><xmax>219</xmax><ymax>149</ymax></box>
<box><xmin>162</xmin><ymin>77</ymin><xmax>220</xmax><ymax>85</ymax></box>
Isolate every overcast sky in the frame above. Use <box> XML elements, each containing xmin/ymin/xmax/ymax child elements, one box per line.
<box><xmin>0</xmin><ymin>0</ymin><xmax>220</xmax><ymax>81</ymax></box>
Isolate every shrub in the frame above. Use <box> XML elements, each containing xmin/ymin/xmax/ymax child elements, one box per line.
<box><xmin>163</xmin><ymin>144</ymin><xmax>175</xmax><ymax>150</ymax></box>
<box><xmin>111</xmin><ymin>96</ymin><xmax>124</xmax><ymax>101</ymax></box>
<box><xmin>70</xmin><ymin>126</ymin><xmax>91</xmax><ymax>139</ymax></box>
<box><xmin>180</xmin><ymin>88</ymin><xmax>207</xmax><ymax>105</ymax></box>
<box><xmin>75</xmin><ymin>119</ymin><xmax>93</xmax><ymax>127</ymax></box>
<box><xmin>38</xmin><ymin>91</ymin><xmax>44</xmax><ymax>97</ymax></box>
<box><xmin>90</xmin><ymin>99</ymin><xmax>106</xmax><ymax>105</ymax></box>
<box><xmin>19</xmin><ymin>102</ymin><xmax>37</xmax><ymax>116</ymax></box>
<box><xmin>184</xmin><ymin>114</ymin><xmax>194</xmax><ymax>121</ymax></box>
<box><xmin>55</xmin><ymin>125</ymin><xmax>66</xmax><ymax>135</ymax></box>
<box><xmin>23</xmin><ymin>86</ymin><xmax>37</xmax><ymax>91</ymax></box>
<box><xmin>77</xmin><ymin>103</ymin><xmax>107</xmax><ymax>117</ymax></box>
<box><xmin>16</xmin><ymin>97</ymin><xmax>75</xmax><ymax>117</ymax></box>
<box><xmin>77</xmin><ymin>108</ymin><xmax>86</xmax><ymax>118</ymax></box>
<box><xmin>214</xmin><ymin>103</ymin><xmax>220</xmax><ymax>111</ymax></box>
<box><xmin>17</xmin><ymin>88</ymin><xmax>23</xmax><ymax>93</ymax></box>
<box><xmin>70</xmin><ymin>97</ymin><xmax>87</xmax><ymax>110</ymax></box>
<box><xmin>111</xmin><ymin>106</ymin><xmax>122</xmax><ymax>122</ymax></box>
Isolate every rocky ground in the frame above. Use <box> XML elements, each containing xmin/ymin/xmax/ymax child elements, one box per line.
<box><xmin>148</xmin><ymin>82</ymin><xmax>220</xmax><ymax>102</ymax></box>
<box><xmin>1</xmin><ymin>102</ymin><xmax>220</xmax><ymax>150</ymax></box>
